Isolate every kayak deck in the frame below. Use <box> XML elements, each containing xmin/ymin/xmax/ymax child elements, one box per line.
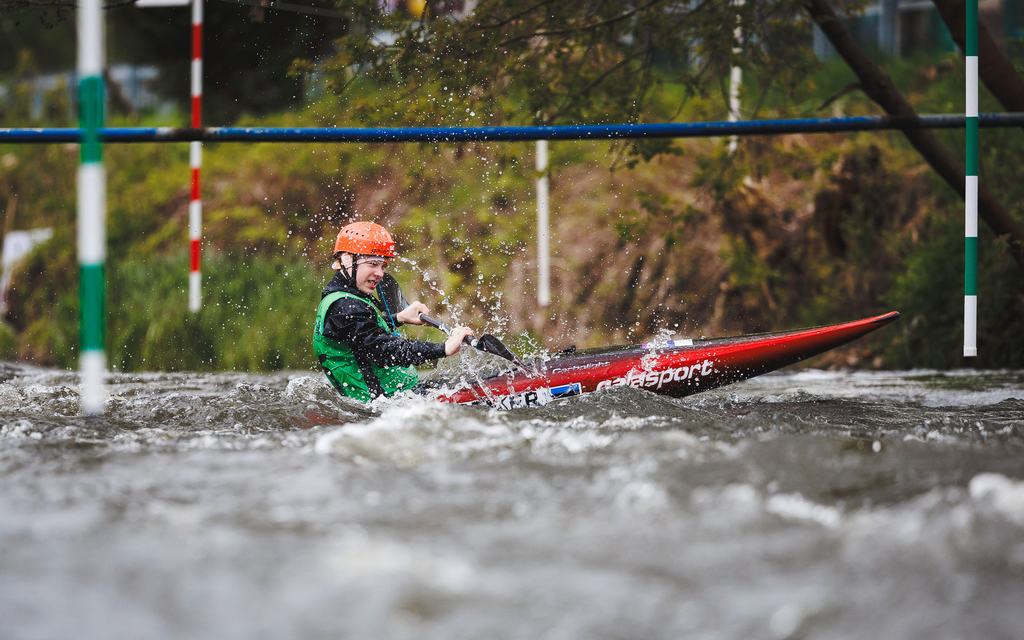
<box><xmin>432</xmin><ymin>312</ymin><xmax>901</xmax><ymax>408</ymax></box>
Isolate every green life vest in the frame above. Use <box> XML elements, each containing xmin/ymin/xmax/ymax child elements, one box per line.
<box><xmin>313</xmin><ymin>291</ymin><xmax>419</xmax><ymax>402</ymax></box>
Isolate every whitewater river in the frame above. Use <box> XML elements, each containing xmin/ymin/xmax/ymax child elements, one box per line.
<box><xmin>1</xmin><ymin>363</ymin><xmax>1022</xmax><ymax>639</ymax></box>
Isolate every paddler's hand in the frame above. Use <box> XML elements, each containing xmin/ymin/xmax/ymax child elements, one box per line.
<box><xmin>395</xmin><ymin>301</ymin><xmax>430</xmax><ymax>325</ymax></box>
<box><xmin>445</xmin><ymin>326</ymin><xmax>475</xmax><ymax>356</ymax></box>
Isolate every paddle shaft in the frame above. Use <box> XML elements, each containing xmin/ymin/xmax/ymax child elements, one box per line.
<box><xmin>419</xmin><ymin>313</ymin><xmax>476</xmax><ymax>347</ymax></box>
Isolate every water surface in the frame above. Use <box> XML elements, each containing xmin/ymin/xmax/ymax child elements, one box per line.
<box><xmin>2</xmin><ymin>364</ymin><xmax>1023</xmax><ymax>639</ymax></box>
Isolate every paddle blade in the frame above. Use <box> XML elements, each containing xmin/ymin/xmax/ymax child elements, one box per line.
<box><xmin>377</xmin><ymin>273</ymin><xmax>410</xmax><ymax>312</ymax></box>
<box><xmin>474</xmin><ymin>333</ymin><xmax>525</xmax><ymax>368</ymax></box>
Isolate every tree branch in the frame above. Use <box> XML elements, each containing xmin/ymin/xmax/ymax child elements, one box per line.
<box><xmin>814</xmin><ymin>81</ymin><xmax>861</xmax><ymax>112</ymax></box>
<box><xmin>469</xmin><ymin>0</ymin><xmax>561</xmax><ymax>32</ymax></box>
<box><xmin>552</xmin><ymin>46</ymin><xmax>652</xmax><ymax>121</ymax></box>
<box><xmin>805</xmin><ymin>0</ymin><xmax>1024</xmax><ymax>270</ymax></box>
<box><xmin>495</xmin><ymin>0</ymin><xmax>668</xmax><ymax>49</ymax></box>
<box><xmin>931</xmin><ymin>0</ymin><xmax>1024</xmax><ymax>118</ymax></box>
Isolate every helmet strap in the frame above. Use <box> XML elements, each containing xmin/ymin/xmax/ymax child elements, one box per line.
<box><xmin>336</xmin><ymin>252</ymin><xmax>358</xmax><ymax>287</ymax></box>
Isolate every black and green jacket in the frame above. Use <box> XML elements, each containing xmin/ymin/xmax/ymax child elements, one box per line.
<box><xmin>314</xmin><ymin>272</ymin><xmax>446</xmax><ymax>401</ymax></box>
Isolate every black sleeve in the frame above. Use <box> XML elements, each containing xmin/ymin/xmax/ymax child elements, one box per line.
<box><xmin>324</xmin><ymin>298</ymin><xmax>447</xmax><ymax>367</ymax></box>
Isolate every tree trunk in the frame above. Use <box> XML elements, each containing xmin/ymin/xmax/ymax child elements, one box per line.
<box><xmin>932</xmin><ymin>0</ymin><xmax>1024</xmax><ymax>114</ymax></box>
<box><xmin>804</xmin><ymin>0</ymin><xmax>1024</xmax><ymax>270</ymax></box>
<box><xmin>103</xmin><ymin>68</ymin><xmax>135</xmax><ymax>117</ymax></box>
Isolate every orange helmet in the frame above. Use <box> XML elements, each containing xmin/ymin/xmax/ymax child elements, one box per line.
<box><xmin>333</xmin><ymin>221</ymin><xmax>397</xmax><ymax>258</ymax></box>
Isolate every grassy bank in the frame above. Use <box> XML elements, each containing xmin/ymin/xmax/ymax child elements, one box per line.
<box><xmin>9</xmin><ymin>251</ymin><xmax>324</xmax><ymax>371</ymax></box>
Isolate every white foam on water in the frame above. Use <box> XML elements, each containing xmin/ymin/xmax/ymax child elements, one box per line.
<box><xmin>0</xmin><ymin>419</ymin><xmax>35</xmax><ymax>439</ymax></box>
<box><xmin>598</xmin><ymin>413</ymin><xmax>664</xmax><ymax>432</ymax></box>
<box><xmin>327</xmin><ymin>532</ymin><xmax>475</xmax><ymax>594</ymax></box>
<box><xmin>765</xmin><ymin>493</ymin><xmax>842</xmax><ymax>529</ymax></box>
<box><xmin>0</xmin><ymin>386</ymin><xmax>24</xmax><ymax>414</ymax></box>
<box><xmin>314</xmin><ymin>397</ymin><xmax>517</xmax><ymax>465</ymax></box>
<box><xmin>689</xmin><ymin>483</ymin><xmax>765</xmax><ymax>530</ymax></box>
<box><xmin>969</xmin><ymin>473</ymin><xmax>1024</xmax><ymax>526</ymax></box>
<box><xmin>0</xmin><ymin>381</ymin><xmax>78</xmax><ymax>417</ymax></box>
<box><xmin>283</xmin><ymin>374</ymin><xmax>328</xmax><ymax>400</ymax></box>
<box><xmin>769</xmin><ymin>603</ymin><xmax>805</xmax><ymax>639</ymax></box>
<box><xmin>529</xmin><ymin>425</ymin><xmax>615</xmax><ymax>455</ymax></box>
<box><xmin>686</xmin><ymin>483</ymin><xmax>850</xmax><ymax>534</ymax></box>
<box><xmin>613</xmin><ymin>479</ymin><xmax>670</xmax><ymax>513</ymax></box>
<box><xmin>313</xmin><ymin>395</ymin><xmax>651</xmax><ymax>465</ymax></box>
<box><xmin>586</xmin><ymin>460</ymin><xmax>670</xmax><ymax>514</ymax></box>
<box><xmin>145</xmin><ymin>499</ymin><xmax>206</xmax><ymax>530</ymax></box>
<box><xmin>835</xmin><ymin>479</ymin><xmax>1024</xmax><ymax>581</ymax></box>
<box><xmin>691</xmin><ymin>483</ymin><xmax>760</xmax><ymax>508</ymax></box>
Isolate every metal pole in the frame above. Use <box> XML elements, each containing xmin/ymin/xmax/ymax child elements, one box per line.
<box><xmin>536</xmin><ymin>139</ymin><xmax>550</xmax><ymax>307</ymax></box>
<box><xmin>964</xmin><ymin>0</ymin><xmax>978</xmax><ymax>357</ymax></box>
<box><xmin>728</xmin><ymin>0</ymin><xmax>743</xmax><ymax>154</ymax></box>
<box><xmin>77</xmin><ymin>0</ymin><xmax>107</xmax><ymax>414</ymax></box>
<box><xmin>3</xmin><ymin>114</ymin><xmax>1023</xmax><ymax>144</ymax></box>
<box><xmin>189</xmin><ymin>0</ymin><xmax>203</xmax><ymax>312</ymax></box>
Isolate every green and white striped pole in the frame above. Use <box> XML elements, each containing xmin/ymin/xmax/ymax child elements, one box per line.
<box><xmin>964</xmin><ymin>0</ymin><xmax>978</xmax><ymax>358</ymax></box>
<box><xmin>78</xmin><ymin>0</ymin><xmax>107</xmax><ymax>414</ymax></box>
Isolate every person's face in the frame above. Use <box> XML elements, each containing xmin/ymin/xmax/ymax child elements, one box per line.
<box><xmin>351</xmin><ymin>255</ymin><xmax>389</xmax><ymax>295</ymax></box>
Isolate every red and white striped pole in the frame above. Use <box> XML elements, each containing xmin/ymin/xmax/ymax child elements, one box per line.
<box><xmin>189</xmin><ymin>0</ymin><xmax>203</xmax><ymax>312</ymax></box>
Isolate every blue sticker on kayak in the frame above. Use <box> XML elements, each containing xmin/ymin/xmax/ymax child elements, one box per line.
<box><xmin>549</xmin><ymin>382</ymin><xmax>582</xmax><ymax>399</ymax></box>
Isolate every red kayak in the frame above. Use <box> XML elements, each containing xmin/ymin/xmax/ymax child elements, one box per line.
<box><xmin>433</xmin><ymin>312</ymin><xmax>900</xmax><ymax>409</ymax></box>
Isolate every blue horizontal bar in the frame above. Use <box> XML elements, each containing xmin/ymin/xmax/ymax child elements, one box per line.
<box><xmin>2</xmin><ymin>113</ymin><xmax>1022</xmax><ymax>143</ymax></box>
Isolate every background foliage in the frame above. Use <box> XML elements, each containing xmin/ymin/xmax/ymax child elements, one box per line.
<box><xmin>1</xmin><ymin>1</ymin><xmax>1022</xmax><ymax>370</ymax></box>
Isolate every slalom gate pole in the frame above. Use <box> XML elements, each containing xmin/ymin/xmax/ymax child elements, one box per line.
<box><xmin>728</xmin><ymin>0</ymin><xmax>743</xmax><ymax>154</ymax></box>
<box><xmin>536</xmin><ymin>140</ymin><xmax>550</xmax><ymax>307</ymax></box>
<box><xmin>77</xmin><ymin>0</ymin><xmax>107</xmax><ymax>415</ymax></box>
<box><xmin>964</xmin><ymin>0</ymin><xmax>978</xmax><ymax>357</ymax></box>
<box><xmin>189</xmin><ymin>0</ymin><xmax>203</xmax><ymax>312</ymax></box>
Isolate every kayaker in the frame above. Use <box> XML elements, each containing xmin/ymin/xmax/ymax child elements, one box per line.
<box><xmin>313</xmin><ymin>221</ymin><xmax>475</xmax><ymax>402</ymax></box>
